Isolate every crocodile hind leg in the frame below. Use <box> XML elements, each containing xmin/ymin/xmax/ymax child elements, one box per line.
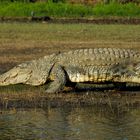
<box><xmin>45</xmin><ymin>65</ymin><xmax>66</xmax><ymax>93</ymax></box>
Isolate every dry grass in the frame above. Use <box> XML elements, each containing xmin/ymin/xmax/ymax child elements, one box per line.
<box><xmin>0</xmin><ymin>85</ymin><xmax>139</xmax><ymax>108</ymax></box>
<box><xmin>0</xmin><ymin>22</ymin><xmax>140</xmax><ymax>107</ymax></box>
<box><xmin>0</xmin><ymin>23</ymin><xmax>140</xmax><ymax>65</ymax></box>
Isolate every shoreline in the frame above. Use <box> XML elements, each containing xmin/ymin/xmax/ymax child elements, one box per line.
<box><xmin>0</xmin><ymin>89</ymin><xmax>140</xmax><ymax>108</ymax></box>
<box><xmin>0</xmin><ymin>17</ymin><xmax>140</xmax><ymax>24</ymax></box>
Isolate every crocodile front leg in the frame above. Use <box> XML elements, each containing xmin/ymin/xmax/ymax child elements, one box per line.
<box><xmin>45</xmin><ymin>65</ymin><xmax>66</xmax><ymax>93</ymax></box>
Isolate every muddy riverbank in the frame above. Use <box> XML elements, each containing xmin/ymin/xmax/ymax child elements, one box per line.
<box><xmin>0</xmin><ymin>23</ymin><xmax>140</xmax><ymax>108</ymax></box>
<box><xmin>0</xmin><ymin>86</ymin><xmax>140</xmax><ymax>108</ymax></box>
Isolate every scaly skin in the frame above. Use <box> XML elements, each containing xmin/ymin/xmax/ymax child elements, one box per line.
<box><xmin>0</xmin><ymin>48</ymin><xmax>140</xmax><ymax>93</ymax></box>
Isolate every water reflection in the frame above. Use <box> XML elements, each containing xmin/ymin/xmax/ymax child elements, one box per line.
<box><xmin>0</xmin><ymin>105</ymin><xmax>140</xmax><ymax>140</ymax></box>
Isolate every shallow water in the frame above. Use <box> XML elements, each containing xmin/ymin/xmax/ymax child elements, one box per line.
<box><xmin>0</xmin><ymin>104</ymin><xmax>140</xmax><ymax>140</ymax></box>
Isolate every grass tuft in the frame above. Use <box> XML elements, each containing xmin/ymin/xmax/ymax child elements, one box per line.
<box><xmin>0</xmin><ymin>2</ymin><xmax>139</xmax><ymax>17</ymax></box>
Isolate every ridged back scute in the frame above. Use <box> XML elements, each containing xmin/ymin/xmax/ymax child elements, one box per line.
<box><xmin>60</xmin><ymin>48</ymin><xmax>140</xmax><ymax>67</ymax></box>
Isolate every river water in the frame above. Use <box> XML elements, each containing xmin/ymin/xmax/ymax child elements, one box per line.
<box><xmin>0</xmin><ymin>104</ymin><xmax>140</xmax><ymax>140</ymax></box>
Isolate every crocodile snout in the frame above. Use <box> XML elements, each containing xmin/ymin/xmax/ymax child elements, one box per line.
<box><xmin>0</xmin><ymin>66</ymin><xmax>32</xmax><ymax>86</ymax></box>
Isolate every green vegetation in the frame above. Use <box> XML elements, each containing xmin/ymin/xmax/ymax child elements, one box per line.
<box><xmin>0</xmin><ymin>2</ymin><xmax>139</xmax><ymax>17</ymax></box>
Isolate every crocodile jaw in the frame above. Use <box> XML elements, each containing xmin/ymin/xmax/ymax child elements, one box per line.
<box><xmin>0</xmin><ymin>66</ymin><xmax>32</xmax><ymax>86</ymax></box>
<box><xmin>131</xmin><ymin>77</ymin><xmax>140</xmax><ymax>83</ymax></box>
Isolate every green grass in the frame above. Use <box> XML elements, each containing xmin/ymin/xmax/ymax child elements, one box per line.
<box><xmin>0</xmin><ymin>23</ymin><xmax>140</xmax><ymax>43</ymax></box>
<box><xmin>0</xmin><ymin>2</ymin><xmax>140</xmax><ymax>17</ymax></box>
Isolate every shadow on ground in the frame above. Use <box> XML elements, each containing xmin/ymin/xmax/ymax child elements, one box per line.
<box><xmin>0</xmin><ymin>84</ymin><xmax>139</xmax><ymax>109</ymax></box>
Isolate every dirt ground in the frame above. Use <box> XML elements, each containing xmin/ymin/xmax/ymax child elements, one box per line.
<box><xmin>0</xmin><ymin>22</ymin><xmax>140</xmax><ymax>107</ymax></box>
<box><xmin>0</xmin><ymin>23</ymin><xmax>139</xmax><ymax>71</ymax></box>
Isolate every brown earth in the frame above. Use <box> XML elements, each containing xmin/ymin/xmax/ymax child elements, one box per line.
<box><xmin>0</xmin><ymin>88</ymin><xmax>140</xmax><ymax>108</ymax></box>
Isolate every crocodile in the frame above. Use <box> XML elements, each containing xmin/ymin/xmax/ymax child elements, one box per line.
<box><xmin>0</xmin><ymin>48</ymin><xmax>140</xmax><ymax>93</ymax></box>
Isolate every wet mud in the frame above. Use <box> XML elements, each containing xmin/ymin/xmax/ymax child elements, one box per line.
<box><xmin>0</xmin><ymin>84</ymin><xmax>140</xmax><ymax>108</ymax></box>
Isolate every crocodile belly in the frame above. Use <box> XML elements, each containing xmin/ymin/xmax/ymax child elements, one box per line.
<box><xmin>66</xmin><ymin>66</ymin><xmax>113</xmax><ymax>83</ymax></box>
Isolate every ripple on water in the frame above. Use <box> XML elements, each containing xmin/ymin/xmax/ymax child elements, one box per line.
<box><xmin>0</xmin><ymin>106</ymin><xmax>140</xmax><ymax>140</ymax></box>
